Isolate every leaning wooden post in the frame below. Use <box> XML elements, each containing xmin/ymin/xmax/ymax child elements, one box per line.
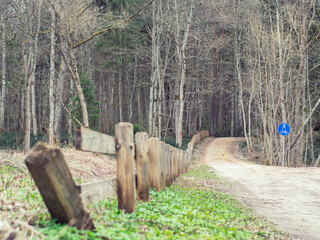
<box><xmin>148</xmin><ymin>138</ymin><xmax>161</xmax><ymax>191</ymax></box>
<box><xmin>25</xmin><ymin>143</ymin><xmax>94</xmax><ymax>230</ymax></box>
<box><xmin>135</xmin><ymin>132</ymin><xmax>149</xmax><ymax>202</ymax></box>
<box><xmin>115</xmin><ymin>122</ymin><xmax>135</xmax><ymax>213</ymax></box>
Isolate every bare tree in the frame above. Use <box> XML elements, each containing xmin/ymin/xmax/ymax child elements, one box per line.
<box><xmin>0</xmin><ymin>14</ymin><xmax>6</xmax><ymax>130</ymax></box>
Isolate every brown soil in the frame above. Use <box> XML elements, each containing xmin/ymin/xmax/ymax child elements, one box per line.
<box><xmin>201</xmin><ymin>137</ymin><xmax>320</xmax><ymax>240</ymax></box>
<box><xmin>0</xmin><ymin>147</ymin><xmax>116</xmax><ymax>183</ymax></box>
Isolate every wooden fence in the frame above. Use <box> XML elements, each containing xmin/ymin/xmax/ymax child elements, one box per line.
<box><xmin>24</xmin><ymin>122</ymin><xmax>209</xmax><ymax>230</ymax></box>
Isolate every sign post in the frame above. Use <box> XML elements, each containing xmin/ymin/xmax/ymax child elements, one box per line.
<box><xmin>278</xmin><ymin>123</ymin><xmax>290</xmax><ymax>167</ymax></box>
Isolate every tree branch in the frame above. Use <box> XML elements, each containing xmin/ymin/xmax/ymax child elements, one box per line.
<box><xmin>290</xmin><ymin>97</ymin><xmax>320</xmax><ymax>150</ymax></box>
<box><xmin>72</xmin><ymin>0</ymin><xmax>156</xmax><ymax>49</ymax></box>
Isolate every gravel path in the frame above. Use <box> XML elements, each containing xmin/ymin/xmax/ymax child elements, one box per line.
<box><xmin>202</xmin><ymin>137</ymin><xmax>320</xmax><ymax>240</ymax></box>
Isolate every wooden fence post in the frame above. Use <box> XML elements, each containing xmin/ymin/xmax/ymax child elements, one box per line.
<box><xmin>179</xmin><ymin>150</ymin><xmax>184</xmax><ymax>174</ymax></box>
<box><xmin>164</xmin><ymin>144</ymin><xmax>170</xmax><ymax>187</ymax></box>
<box><xmin>173</xmin><ymin>148</ymin><xmax>179</xmax><ymax>179</ymax></box>
<box><xmin>25</xmin><ymin>143</ymin><xmax>94</xmax><ymax>230</ymax></box>
<box><xmin>159</xmin><ymin>142</ymin><xmax>166</xmax><ymax>191</ymax></box>
<box><xmin>170</xmin><ymin>146</ymin><xmax>174</xmax><ymax>184</ymax></box>
<box><xmin>148</xmin><ymin>138</ymin><xmax>161</xmax><ymax>191</ymax></box>
<box><xmin>135</xmin><ymin>132</ymin><xmax>149</xmax><ymax>202</ymax></box>
<box><xmin>165</xmin><ymin>145</ymin><xmax>172</xmax><ymax>187</ymax></box>
<box><xmin>115</xmin><ymin>122</ymin><xmax>135</xmax><ymax>213</ymax></box>
<box><xmin>182</xmin><ymin>151</ymin><xmax>185</xmax><ymax>173</ymax></box>
<box><xmin>186</xmin><ymin>149</ymin><xmax>191</xmax><ymax>167</ymax></box>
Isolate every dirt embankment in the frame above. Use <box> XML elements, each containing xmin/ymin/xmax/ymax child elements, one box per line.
<box><xmin>201</xmin><ymin>137</ymin><xmax>320</xmax><ymax>240</ymax></box>
<box><xmin>1</xmin><ymin>148</ymin><xmax>116</xmax><ymax>182</ymax></box>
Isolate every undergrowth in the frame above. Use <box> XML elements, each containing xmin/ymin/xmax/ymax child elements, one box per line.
<box><xmin>0</xmin><ymin>160</ymin><xmax>288</xmax><ymax>239</ymax></box>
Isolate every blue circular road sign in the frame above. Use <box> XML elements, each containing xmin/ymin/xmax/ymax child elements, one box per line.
<box><xmin>278</xmin><ymin>123</ymin><xmax>290</xmax><ymax>136</ymax></box>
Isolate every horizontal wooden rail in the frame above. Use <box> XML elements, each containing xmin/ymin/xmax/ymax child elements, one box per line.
<box><xmin>77</xmin><ymin>175</ymin><xmax>139</xmax><ymax>205</ymax></box>
<box><xmin>75</xmin><ymin>127</ymin><xmax>116</xmax><ymax>154</ymax></box>
<box><xmin>77</xmin><ymin>178</ymin><xmax>117</xmax><ymax>205</ymax></box>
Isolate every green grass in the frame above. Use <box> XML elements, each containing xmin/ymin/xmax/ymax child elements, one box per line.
<box><xmin>0</xmin><ymin>160</ymin><xmax>288</xmax><ymax>240</ymax></box>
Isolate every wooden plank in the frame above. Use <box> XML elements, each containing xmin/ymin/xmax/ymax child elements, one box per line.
<box><xmin>115</xmin><ymin>122</ymin><xmax>135</xmax><ymax>213</ymax></box>
<box><xmin>75</xmin><ymin>126</ymin><xmax>115</xmax><ymax>154</ymax></box>
<box><xmin>78</xmin><ymin>178</ymin><xmax>117</xmax><ymax>205</ymax></box>
<box><xmin>148</xmin><ymin>138</ymin><xmax>161</xmax><ymax>191</ymax></box>
<box><xmin>135</xmin><ymin>132</ymin><xmax>149</xmax><ymax>202</ymax></box>
<box><xmin>25</xmin><ymin>143</ymin><xmax>94</xmax><ymax>230</ymax></box>
<box><xmin>77</xmin><ymin>176</ymin><xmax>138</xmax><ymax>205</ymax></box>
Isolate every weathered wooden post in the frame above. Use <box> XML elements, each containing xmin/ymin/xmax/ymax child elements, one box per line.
<box><xmin>115</xmin><ymin>122</ymin><xmax>135</xmax><ymax>213</ymax></box>
<box><xmin>183</xmin><ymin>151</ymin><xmax>187</xmax><ymax>173</ymax></box>
<box><xmin>168</xmin><ymin>145</ymin><xmax>174</xmax><ymax>186</ymax></box>
<box><xmin>185</xmin><ymin>149</ymin><xmax>188</xmax><ymax>168</ymax></box>
<box><xmin>135</xmin><ymin>132</ymin><xmax>149</xmax><ymax>202</ymax></box>
<box><xmin>179</xmin><ymin>150</ymin><xmax>184</xmax><ymax>174</ymax></box>
<box><xmin>182</xmin><ymin>151</ymin><xmax>185</xmax><ymax>173</ymax></box>
<box><xmin>159</xmin><ymin>142</ymin><xmax>166</xmax><ymax>191</ymax></box>
<box><xmin>25</xmin><ymin>143</ymin><xmax>94</xmax><ymax>230</ymax></box>
<box><xmin>148</xmin><ymin>138</ymin><xmax>161</xmax><ymax>191</ymax></box>
<box><xmin>186</xmin><ymin>149</ymin><xmax>191</xmax><ymax>168</ymax></box>
<box><xmin>164</xmin><ymin>144</ymin><xmax>170</xmax><ymax>187</ymax></box>
<box><xmin>173</xmin><ymin>147</ymin><xmax>179</xmax><ymax>179</ymax></box>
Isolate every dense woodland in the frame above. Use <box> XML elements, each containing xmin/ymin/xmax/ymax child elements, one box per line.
<box><xmin>0</xmin><ymin>0</ymin><xmax>319</xmax><ymax>167</ymax></box>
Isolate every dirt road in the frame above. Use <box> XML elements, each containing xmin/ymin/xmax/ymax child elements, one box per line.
<box><xmin>202</xmin><ymin>137</ymin><xmax>320</xmax><ymax>240</ymax></box>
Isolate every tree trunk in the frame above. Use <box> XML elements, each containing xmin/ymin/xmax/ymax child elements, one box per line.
<box><xmin>118</xmin><ymin>68</ymin><xmax>123</xmax><ymax>123</ymax></box>
<box><xmin>235</xmin><ymin>30</ymin><xmax>250</xmax><ymax>153</ymax></box>
<box><xmin>230</xmin><ymin>86</ymin><xmax>234</xmax><ymax>137</ymax></box>
<box><xmin>129</xmin><ymin>53</ymin><xmax>138</xmax><ymax>122</ymax></box>
<box><xmin>292</xmin><ymin>7</ymin><xmax>307</xmax><ymax>165</ymax></box>
<box><xmin>276</xmin><ymin>2</ymin><xmax>287</xmax><ymax>124</ymax></box>
<box><xmin>31</xmin><ymin>1</ymin><xmax>42</xmax><ymax>136</ymax></box>
<box><xmin>175</xmin><ymin>50</ymin><xmax>187</xmax><ymax>147</ymax></box>
<box><xmin>24</xmin><ymin>51</ymin><xmax>31</xmax><ymax>152</ymax></box>
<box><xmin>68</xmin><ymin>79</ymin><xmax>73</xmax><ymax>144</ymax></box>
<box><xmin>65</xmin><ymin>30</ymin><xmax>89</xmax><ymax>128</ymax></box>
<box><xmin>0</xmin><ymin>17</ymin><xmax>6</xmax><ymax>130</ymax></box>
<box><xmin>54</xmin><ymin>59</ymin><xmax>66</xmax><ymax>144</ymax></box>
<box><xmin>49</xmin><ymin>5</ymin><xmax>56</xmax><ymax>145</ymax></box>
<box><xmin>31</xmin><ymin>52</ymin><xmax>37</xmax><ymax>136</ymax></box>
<box><xmin>174</xmin><ymin>0</ymin><xmax>193</xmax><ymax>147</ymax></box>
<box><xmin>210</xmin><ymin>28</ymin><xmax>218</xmax><ymax>136</ymax></box>
<box><xmin>149</xmin><ymin>0</ymin><xmax>162</xmax><ymax>137</ymax></box>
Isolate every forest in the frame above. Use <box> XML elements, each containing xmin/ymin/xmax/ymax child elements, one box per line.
<box><xmin>0</xmin><ymin>0</ymin><xmax>319</xmax><ymax>167</ymax></box>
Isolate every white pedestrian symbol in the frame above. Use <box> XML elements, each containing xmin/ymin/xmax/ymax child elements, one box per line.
<box><xmin>280</xmin><ymin>124</ymin><xmax>288</xmax><ymax>135</ymax></box>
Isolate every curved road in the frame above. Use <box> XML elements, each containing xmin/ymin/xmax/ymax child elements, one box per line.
<box><xmin>202</xmin><ymin>138</ymin><xmax>320</xmax><ymax>240</ymax></box>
